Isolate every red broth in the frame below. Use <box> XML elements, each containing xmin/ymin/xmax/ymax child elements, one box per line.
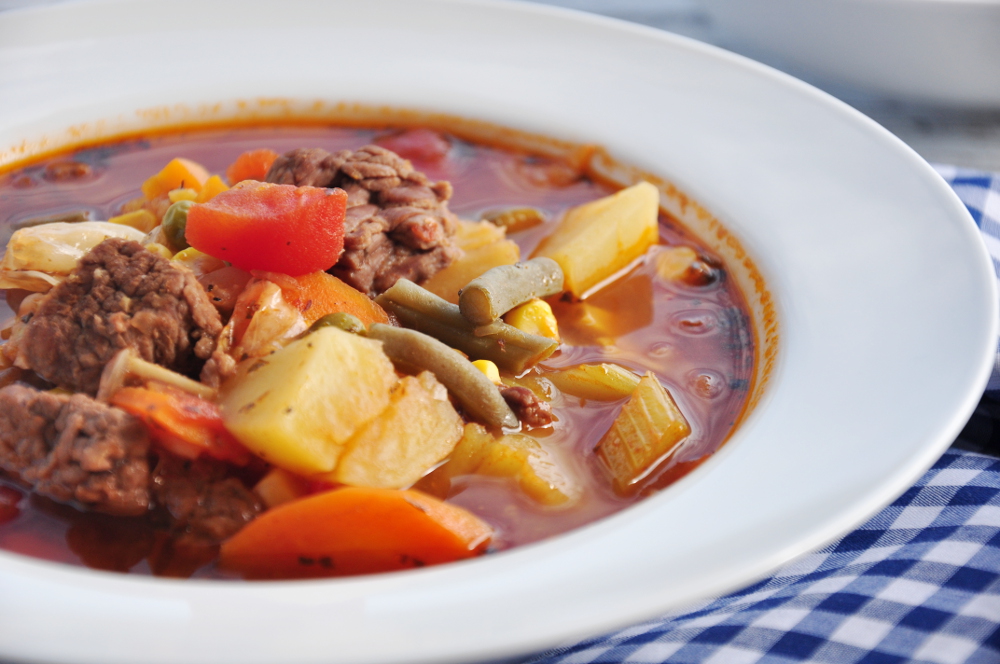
<box><xmin>0</xmin><ymin>125</ymin><xmax>753</xmax><ymax>578</ymax></box>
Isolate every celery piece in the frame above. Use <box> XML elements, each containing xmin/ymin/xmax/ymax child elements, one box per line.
<box><xmin>546</xmin><ymin>363</ymin><xmax>641</xmax><ymax>402</ymax></box>
<box><xmin>596</xmin><ymin>372</ymin><xmax>691</xmax><ymax>494</ymax></box>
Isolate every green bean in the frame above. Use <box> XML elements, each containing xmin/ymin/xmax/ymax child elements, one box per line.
<box><xmin>161</xmin><ymin>200</ymin><xmax>194</xmax><ymax>252</ymax></box>
<box><xmin>375</xmin><ymin>279</ymin><xmax>557</xmax><ymax>374</ymax></box>
<box><xmin>367</xmin><ymin>324</ymin><xmax>518</xmax><ymax>429</ymax></box>
<box><xmin>306</xmin><ymin>312</ymin><xmax>366</xmax><ymax>336</ymax></box>
<box><xmin>458</xmin><ymin>258</ymin><xmax>564</xmax><ymax>325</ymax></box>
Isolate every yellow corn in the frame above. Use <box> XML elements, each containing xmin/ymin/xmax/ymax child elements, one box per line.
<box><xmin>172</xmin><ymin>247</ymin><xmax>226</xmax><ymax>277</ymax></box>
<box><xmin>108</xmin><ymin>209</ymin><xmax>157</xmax><ymax>233</ymax></box>
<box><xmin>168</xmin><ymin>188</ymin><xmax>198</xmax><ymax>203</ymax></box>
<box><xmin>504</xmin><ymin>298</ymin><xmax>559</xmax><ymax>340</ymax></box>
<box><xmin>143</xmin><ymin>243</ymin><xmax>174</xmax><ymax>260</ymax></box>
<box><xmin>472</xmin><ymin>359</ymin><xmax>502</xmax><ymax>384</ymax></box>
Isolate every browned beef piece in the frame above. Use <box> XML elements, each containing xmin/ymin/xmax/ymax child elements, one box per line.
<box><xmin>15</xmin><ymin>238</ymin><xmax>223</xmax><ymax>395</ymax></box>
<box><xmin>266</xmin><ymin>145</ymin><xmax>461</xmax><ymax>295</ymax></box>
<box><xmin>500</xmin><ymin>386</ymin><xmax>554</xmax><ymax>428</ymax></box>
<box><xmin>151</xmin><ymin>456</ymin><xmax>261</xmax><ymax>544</ymax></box>
<box><xmin>0</xmin><ymin>384</ymin><xmax>150</xmax><ymax>515</ymax></box>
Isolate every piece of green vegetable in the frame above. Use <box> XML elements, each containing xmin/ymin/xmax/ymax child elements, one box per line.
<box><xmin>375</xmin><ymin>279</ymin><xmax>557</xmax><ymax>374</ymax></box>
<box><xmin>161</xmin><ymin>200</ymin><xmax>194</xmax><ymax>252</ymax></box>
<box><xmin>306</xmin><ymin>312</ymin><xmax>366</xmax><ymax>336</ymax></box>
<box><xmin>367</xmin><ymin>323</ymin><xmax>518</xmax><ymax>429</ymax></box>
<box><xmin>458</xmin><ymin>257</ymin><xmax>564</xmax><ymax>326</ymax></box>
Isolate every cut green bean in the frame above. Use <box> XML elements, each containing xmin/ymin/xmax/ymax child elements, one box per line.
<box><xmin>458</xmin><ymin>257</ymin><xmax>564</xmax><ymax>326</ymax></box>
<box><xmin>305</xmin><ymin>312</ymin><xmax>365</xmax><ymax>336</ymax></box>
<box><xmin>376</xmin><ymin>279</ymin><xmax>558</xmax><ymax>374</ymax></box>
<box><xmin>367</xmin><ymin>324</ymin><xmax>518</xmax><ymax>429</ymax></box>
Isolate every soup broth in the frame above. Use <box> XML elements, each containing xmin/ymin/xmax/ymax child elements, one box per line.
<box><xmin>0</xmin><ymin>124</ymin><xmax>753</xmax><ymax>578</ymax></box>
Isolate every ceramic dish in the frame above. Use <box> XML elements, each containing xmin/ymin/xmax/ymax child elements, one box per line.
<box><xmin>698</xmin><ymin>0</ymin><xmax>1000</xmax><ymax>106</ymax></box>
<box><xmin>0</xmin><ymin>1</ymin><xmax>995</xmax><ymax>663</ymax></box>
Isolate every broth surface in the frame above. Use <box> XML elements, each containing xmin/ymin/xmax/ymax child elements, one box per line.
<box><xmin>0</xmin><ymin>125</ymin><xmax>753</xmax><ymax>578</ymax></box>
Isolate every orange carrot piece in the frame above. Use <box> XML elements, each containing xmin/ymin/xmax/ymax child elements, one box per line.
<box><xmin>186</xmin><ymin>180</ymin><xmax>347</xmax><ymax>276</ymax></box>
<box><xmin>219</xmin><ymin>487</ymin><xmax>493</xmax><ymax>579</ymax></box>
<box><xmin>226</xmin><ymin>149</ymin><xmax>279</xmax><ymax>185</ymax></box>
<box><xmin>110</xmin><ymin>386</ymin><xmax>250</xmax><ymax>465</ymax></box>
<box><xmin>141</xmin><ymin>158</ymin><xmax>210</xmax><ymax>200</ymax></box>
<box><xmin>252</xmin><ymin>270</ymin><xmax>391</xmax><ymax>327</ymax></box>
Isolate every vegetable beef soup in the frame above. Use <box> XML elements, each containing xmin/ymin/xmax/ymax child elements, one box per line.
<box><xmin>0</xmin><ymin>124</ymin><xmax>753</xmax><ymax>579</ymax></box>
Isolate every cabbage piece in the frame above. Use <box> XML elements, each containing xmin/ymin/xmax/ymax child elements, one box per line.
<box><xmin>0</xmin><ymin>221</ymin><xmax>147</xmax><ymax>291</ymax></box>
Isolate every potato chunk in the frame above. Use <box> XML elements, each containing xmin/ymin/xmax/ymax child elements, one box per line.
<box><xmin>596</xmin><ymin>372</ymin><xmax>691</xmax><ymax>494</ymax></box>
<box><xmin>219</xmin><ymin>327</ymin><xmax>397</xmax><ymax>475</ymax></box>
<box><xmin>532</xmin><ymin>181</ymin><xmax>659</xmax><ymax>297</ymax></box>
<box><xmin>422</xmin><ymin>220</ymin><xmax>520</xmax><ymax>303</ymax></box>
<box><xmin>330</xmin><ymin>372</ymin><xmax>464</xmax><ymax>489</ymax></box>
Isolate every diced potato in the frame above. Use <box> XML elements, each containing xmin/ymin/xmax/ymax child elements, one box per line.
<box><xmin>422</xmin><ymin>237</ymin><xmax>520</xmax><ymax>304</ymax></box>
<box><xmin>219</xmin><ymin>327</ymin><xmax>397</xmax><ymax>475</ymax></box>
<box><xmin>504</xmin><ymin>298</ymin><xmax>559</xmax><ymax>340</ymax></box>
<box><xmin>419</xmin><ymin>423</ymin><xmax>579</xmax><ymax>507</ymax></box>
<box><xmin>595</xmin><ymin>372</ymin><xmax>691</xmax><ymax>494</ymax></box>
<box><xmin>532</xmin><ymin>181</ymin><xmax>659</xmax><ymax>297</ymax></box>
<box><xmin>329</xmin><ymin>372</ymin><xmax>464</xmax><ymax>489</ymax></box>
<box><xmin>254</xmin><ymin>468</ymin><xmax>312</xmax><ymax>509</ymax></box>
<box><xmin>546</xmin><ymin>363</ymin><xmax>641</xmax><ymax>401</ymax></box>
<box><xmin>141</xmin><ymin>157</ymin><xmax>210</xmax><ymax>200</ymax></box>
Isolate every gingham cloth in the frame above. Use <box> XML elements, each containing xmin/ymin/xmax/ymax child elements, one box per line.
<box><xmin>527</xmin><ymin>168</ymin><xmax>1000</xmax><ymax>664</ymax></box>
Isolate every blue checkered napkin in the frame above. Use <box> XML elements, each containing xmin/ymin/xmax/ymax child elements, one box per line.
<box><xmin>526</xmin><ymin>450</ymin><xmax>1000</xmax><ymax>664</ymax></box>
<box><xmin>933</xmin><ymin>166</ymin><xmax>1000</xmax><ymax>392</ymax></box>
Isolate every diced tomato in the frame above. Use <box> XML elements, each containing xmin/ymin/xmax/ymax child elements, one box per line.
<box><xmin>110</xmin><ymin>386</ymin><xmax>250</xmax><ymax>465</ymax></box>
<box><xmin>0</xmin><ymin>485</ymin><xmax>22</xmax><ymax>525</ymax></box>
<box><xmin>226</xmin><ymin>149</ymin><xmax>280</xmax><ymax>185</ymax></box>
<box><xmin>185</xmin><ymin>180</ymin><xmax>347</xmax><ymax>276</ymax></box>
<box><xmin>375</xmin><ymin>128</ymin><xmax>451</xmax><ymax>164</ymax></box>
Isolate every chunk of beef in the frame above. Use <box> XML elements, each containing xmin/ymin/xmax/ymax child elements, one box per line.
<box><xmin>266</xmin><ymin>145</ymin><xmax>461</xmax><ymax>295</ymax></box>
<box><xmin>0</xmin><ymin>384</ymin><xmax>150</xmax><ymax>515</ymax></box>
<box><xmin>501</xmin><ymin>386</ymin><xmax>554</xmax><ymax>428</ymax></box>
<box><xmin>14</xmin><ymin>238</ymin><xmax>223</xmax><ymax>395</ymax></box>
<box><xmin>151</xmin><ymin>456</ymin><xmax>261</xmax><ymax>545</ymax></box>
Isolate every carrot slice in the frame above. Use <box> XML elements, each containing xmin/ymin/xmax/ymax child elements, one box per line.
<box><xmin>110</xmin><ymin>386</ymin><xmax>250</xmax><ymax>465</ymax></box>
<box><xmin>226</xmin><ymin>148</ymin><xmax>279</xmax><ymax>185</ymax></box>
<box><xmin>219</xmin><ymin>487</ymin><xmax>493</xmax><ymax>579</ymax></box>
<box><xmin>252</xmin><ymin>270</ymin><xmax>391</xmax><ymax>327</ymax></box>
<box><xmin>185</xmin><ymin>180</ymin><xmax>347</xmax><ymax>276</ymax></box>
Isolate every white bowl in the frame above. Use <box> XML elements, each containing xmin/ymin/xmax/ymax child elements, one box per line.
<box><xmin>699</xmin><ymin>0</ymin><xmax>1000</xmax><ymax>107</ymax></box>
<box><xmin>0</xmin><ymin>1</ymin><xmax>995</xmax><ymax>663</ymax></box>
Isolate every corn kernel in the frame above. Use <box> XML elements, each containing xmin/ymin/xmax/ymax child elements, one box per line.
<box><xmin>108</xmin><ymin>209</ymin><xmax>158</xmax><ymax>233</ymax></box>
<box><xmin>472</xmin><ymin>359</ymin><xmax>501</xmax><ymax>384</ymax></box>
<box><xmin>143</xmin><ymin>243</ymin><xmax>174</xmax><ymax>260</ymax></box>
<box><xmin>168</xmin><ymin>187</ymin><xmax>198</xmax><ymax>203</ymax></box>
<box><xmin>172</xmin><ymin>247</ymin><xmax>226</xmax><ymax>277</ymax></box>
<box><xmin>504</xmin><ymin>298</ymin><xmax>559</xmax><ymax>340</ymax></box>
